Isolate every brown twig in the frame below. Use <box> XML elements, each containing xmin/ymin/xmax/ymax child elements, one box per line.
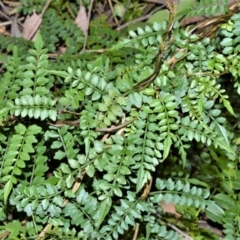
<box><xmin>117</xmin><ymin>5</ymin><xmax>164</xmax><ymax>30</ymax></box>
<box><xmin>47</xmin><ymin>119</ymin><xmax>79</xmax><ymax>127</ymax></box>
<box><xmin>153</xmin><ymin>211</ymin><xmax>194</xmax><ymax>240</ymax></box>
<box><xmin>81</xmin><ymin>0</ymin><xmax>94</xmax><ymax>53</ymax></box>
<box><xmin>96</xmin><ymin>119</ymin><xmax>135</xmax><ymax>132</ymax></box>
<box><xmin>132</xmin><ymin>223</ymin><xmax>140</xmax><ymax>240</ymax></box>
<box><xmin>107</xmin><ymin>0</ymin><xmax>119</xmax><ymax>26</ymax></box>
<box><xmin>145</xmin><ymin>0</ymin><xmax>167</xmax><ymax>3</ymax></box>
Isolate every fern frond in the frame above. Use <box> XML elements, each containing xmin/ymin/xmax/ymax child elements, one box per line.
<box><xmin>2</xmin><ymin>124</ymin><xmax>42</xmax><ymax>202</ymax></box>
<box><xmin>187</xmin><ymin>0</ymin><xmax>229</xmax><ymax>17</ymax></box>
<box><xmin>99</xmin><ymin>192</ymin><xmax>145</xmax><ymax>239</ymax></box>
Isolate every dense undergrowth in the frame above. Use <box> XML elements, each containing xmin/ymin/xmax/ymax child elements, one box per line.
<box><xmin>1</xmin><ymin>0</ymin><xmax>240</xmax><ymax>239</ymax></box>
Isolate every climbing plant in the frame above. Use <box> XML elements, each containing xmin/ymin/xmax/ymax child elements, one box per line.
<box><xmin>1</xmin><ymin>0</ymin><xmax>240</xmax><ymax>239</ymax></box>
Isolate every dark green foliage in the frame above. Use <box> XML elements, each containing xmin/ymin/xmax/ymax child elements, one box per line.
<box><xmin>18</xmin><ymin>0</ymin><xmax>48</xmax><ymax>15</ymax></box>
<box><xmin>40</xmin><ymin>9</ymin><xmax>85</xmax><ymax>55</ymax></box>
<box><xmin>1</xmin><ymin>1</ymin><xmax>240</xmax><ymax>240</ymax></box>
<box><xmin>187</xmin><ymin>0</ymin><xmax>229</xmax><ymax>17</ymax></box>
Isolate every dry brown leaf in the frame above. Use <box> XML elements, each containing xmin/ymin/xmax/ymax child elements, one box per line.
<box><xmin>160</xmin><ymin>201</ymin><xmax>182</xmax><ymax>218</ymax></box>
<box><xmin>141</xmin><ymin>177</ymin><xmax>153</xmax><ymax>200</ymax></box>
<box><xmin>22</xmin><ymin>12</ymin><xmax>42</xmax><ymax>40</ymax></box>
<box><xmin>160</xmin><ymin>202</ymin><xmax>193</xmax><ymax>240</ymax></box>
<box><xmin>74</xmin><ymin>5</ymin><xmax>89</xmax><ymax>36</ymax></box>
<box><xmin>22</xmin><ymin>0</ymin><xmax>51</xmax><ymax>40</ymax></box>
<box><xmin>0</xmin><ymin>25</ymin><xmax>7</xmax><ymax>35</ymax></box>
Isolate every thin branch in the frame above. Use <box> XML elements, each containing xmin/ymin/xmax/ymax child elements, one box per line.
<box><xmin>132</xmin><ymin>223</ymin><xmax>140</xmax><ymax>240</ymax></box>
<box><xmin>118</xmin><ymin>0</ymin><xmax>131</xmax><ymax>25</ymax></box>
<box><xmin>82</xmin><ymin>0</ymin><xmax>94</xmax><ymax>53</ymax></box>
<box><xmin>107</xmin><ymin>0</ymin><xmax>119</xmax><ymax>25</ymax></box>
<box><xmin>153</xmin><ymin>211</ymin><xmax>194</xmax><ymax>240</ymax></box>
<box><xmin>96</xmin><ymin>119</ymin><xmax>135</xmax><ymax>132</ymax></box>
<box><xmin>117</xmin><ymin>5</ymin><xmax>165</xmax><ymax>30</ymax></box>
<box><xmin>145</xmin><ymin>0</ymin><xmax>167</xmax><ymax>3</ymax></box>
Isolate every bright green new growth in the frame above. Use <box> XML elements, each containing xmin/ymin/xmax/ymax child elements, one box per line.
<box><xmin>1</xmin><ymin>0</ymin><xmax>240</xmax><ymax>239</ymax></box>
